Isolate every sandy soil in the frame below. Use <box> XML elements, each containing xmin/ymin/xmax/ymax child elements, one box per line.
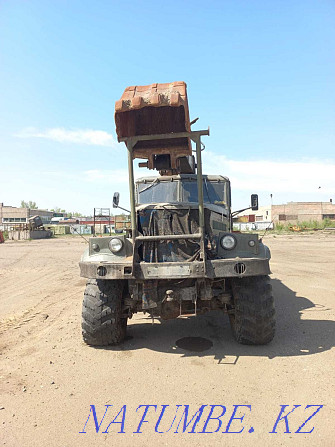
<box><xmin>0</xmin><ymin>233</ymin><xmax>334</xmax><ymax>447</ymax></box>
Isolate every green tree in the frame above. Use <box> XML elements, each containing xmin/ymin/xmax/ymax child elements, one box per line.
<box><xmin>50</xmin><ymin>208</ymin><xmax>83</xmax><ymax>218</ymax></box>
<box><xmin>20</xmin><ymin>200</ymin><xmax>37</xmax><ymax>209</ymax></box>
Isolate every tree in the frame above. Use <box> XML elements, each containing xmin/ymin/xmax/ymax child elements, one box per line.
<box><xmin>50</xmin><ymin>207</ymin><xmax>83</xmax><ymax>218</ymax></box>
<box><xmin>66</xmin><ymin>211</ymin><xmax>82</xmax><ymax>218</ymax></box>
<box><xmin>21</xmin><ymin>200</ymin><xmax>37</xmax><ymax>209</ymax></box>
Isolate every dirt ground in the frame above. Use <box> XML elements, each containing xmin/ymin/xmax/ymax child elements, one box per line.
<box><xmin>0</xmin><ymin>233</ymin><xmax>334</xmax><ymax>447</ymax></box>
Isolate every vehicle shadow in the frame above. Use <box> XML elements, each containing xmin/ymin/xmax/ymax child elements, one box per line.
<box><xmin>98</xmin><ymin>278</ymin><xmax>335</xmax><ymax>361</ymax></box>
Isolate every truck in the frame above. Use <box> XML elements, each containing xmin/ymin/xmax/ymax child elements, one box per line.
<box><xmin>79</xmin><ymin>82</ymin><xmax>275</xmax><ymax>346</ymax></box>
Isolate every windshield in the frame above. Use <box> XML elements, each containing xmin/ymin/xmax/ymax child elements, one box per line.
<box><xmin>137</xmin><ymin>180</ymin><xmax>178</xmax><ymax>204</ymax></box>
<box><xmin>182</xmin><ymin>180</ymin><xmax>226</xmax><ymax>205</ymax></box>
<box><xmin>137</xmin><ymin>178</ymin><xmax>227</xmax><ymax>206</ymax></box>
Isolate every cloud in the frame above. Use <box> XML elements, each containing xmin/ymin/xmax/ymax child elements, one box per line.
<box><xmin>5</xmin><ymin>144</ymin><xmax>334</xmax><ymax>212</ymax></box>
<box><xmin>204</xmin><ymin>152</ymin><xmax>335</xmax><ymax>195</ymax></box>
<box><xmin>47</xmin><ymin>156</ymin><xmax>335</xmax><ymax>207</ymax></box>
<box><xmin>16</xmin><ymin>127</ymin><xmax>118</xmax><ymax>147</ymax></box>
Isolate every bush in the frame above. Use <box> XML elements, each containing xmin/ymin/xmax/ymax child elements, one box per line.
<box><xmin>274</xmin><ymin>222</ymin><xmax>292</xmax><ymax>232</ymax></box>
<box><xmin>275</xmin><ymin>223</ymin><xmax>285</xmax><ymax>231</ymax></box>
<box><xmin>321</xmin><ymin>218</ymin><xmax>333</xmax><ymax>228</ymax></box>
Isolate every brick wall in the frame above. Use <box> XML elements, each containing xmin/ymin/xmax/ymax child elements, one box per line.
<box><xmin>0</xmin><ymin>203</ymin><xmax>53</xmax><ymax>224</ymax></box>
<box><xmin>272</xmin><ymin>202</ymin><xmax>335</xmax><ymax>223</ymax></box>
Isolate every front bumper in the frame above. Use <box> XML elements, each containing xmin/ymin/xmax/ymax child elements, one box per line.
<box><xmin>79</xmin><ymin>257</ymin><xmax>271</xmax><ymax>280</ymax></box>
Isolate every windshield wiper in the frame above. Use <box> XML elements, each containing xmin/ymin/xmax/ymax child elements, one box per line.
<box><xmin>139</xmin><ymin>178</ymin><xmax>159</xmax><ymax>194</ymax></box>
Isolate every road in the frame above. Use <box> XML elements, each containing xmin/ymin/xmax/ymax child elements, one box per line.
<box><xmin>0</xmin><ymin>233</ymin><xmax>334</xmax><ymax>446</ymax></box>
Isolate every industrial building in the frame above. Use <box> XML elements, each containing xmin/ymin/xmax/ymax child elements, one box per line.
<box><xmin>272</xmin><ymin>201</ymin><xmax>335</xmax><ymax>224</ymax></box>
<box><xmin>0</xmin><ymin>203</ymin><xmax>65</xmax><ymax>230</ymax></box>
<box><xmin>235</xmin><ymin>201</ymin><xmax>335</xmax><ymax>228</ymax></box>
<box><xmin>0</xmin><ymin>202</ymin><xmax>131</xmax><ymax>236</ymax></box>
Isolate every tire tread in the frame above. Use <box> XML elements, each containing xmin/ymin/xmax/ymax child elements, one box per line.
<box><xmin>82</xmin><ymin>279</ymin><xmax>127</xmax><ymax>346</ymax></box>
<box><xmin>230</xmin><ymin>275</ymin><xmax>275</xmax><ymax>345</ymax></box>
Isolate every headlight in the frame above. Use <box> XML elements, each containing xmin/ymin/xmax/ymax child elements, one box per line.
<box><xmin>248</xmin><ymin>240</ymin><xmax>255</xmax><ymax>247</ymax></box>
<box><xmin>220</xmin><ymin>234</ymin><xmax>236</xmax><ymax>250</ymax></box>
<box><xmin>108</xmin><ymin>238</ymin><xmax>123</xmax><ymax>253</ymax></box>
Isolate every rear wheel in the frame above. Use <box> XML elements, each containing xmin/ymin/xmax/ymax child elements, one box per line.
<box><xmin>82</xmin><ymin>279</ymin><xmax>127</xmax><ymax>346</ymax></box>
<box><xmin>228</xmin><ymin>275</ymin><xmax>275</xmax><ymax>345</ymax></box>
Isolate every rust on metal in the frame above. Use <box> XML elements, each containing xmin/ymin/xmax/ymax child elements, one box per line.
<box><xmin>115</xmin><ymin>82</ymin><xmax>192</xmax><ymax>170</ymax></box>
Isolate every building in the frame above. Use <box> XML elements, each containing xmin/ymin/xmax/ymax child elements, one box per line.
<box><xmin>78</xmin><ymin>217</ymin><xmax>131</xmax><ymax>232</ymax></box>
<box><xmin>233</xmin><ymin>205</ymin><xmax>273</xmax><ymax>231</ymax></box>
<box><xmin>235</xmin><ymin>205</ymin><xmax>272</xmax><ymax>223</ymax></box>
<box><xmin>234</xmin><ymin>201</ymin><xmax>335</xmax><ymax>229</ymax></box>
<box><xmin>272</xmin><ymin>201</ymin><xmax>335</xmax><ymax>224</ymax></box>
<box><xmin>0</xmin><ymin>203</ymin><xmax>65</xmax><ymax>229</ymax></box>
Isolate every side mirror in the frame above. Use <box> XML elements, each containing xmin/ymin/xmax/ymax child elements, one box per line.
<box><xmin>113</xmin><ymin>192</ymin><xmax>120</xmax><ymax>208</ymax></box>
<box><xmin>251</xmin><ymin>194</ymin><xmax>258</xmax><ymax>211</ymax></box>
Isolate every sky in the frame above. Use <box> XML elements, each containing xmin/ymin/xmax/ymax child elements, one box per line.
<box><xmin>0</xmin><ymin>0</ymin><xmax>334</xmax><ymax>215</ymax></box>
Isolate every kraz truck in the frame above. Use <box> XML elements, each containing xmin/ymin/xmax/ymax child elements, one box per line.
<box><xmin>79</xmin><ymin>82</ymin><xmax>275</xmax><ymax>346</ymax></box>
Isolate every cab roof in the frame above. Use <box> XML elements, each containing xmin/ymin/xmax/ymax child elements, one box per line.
<box><xmin>136</xmin><ymin>174</ymin><xmax>229</xmax><ymax>183</ymax></box>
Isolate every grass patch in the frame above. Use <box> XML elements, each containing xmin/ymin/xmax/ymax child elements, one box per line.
<box><xmin>274</xmin><ymin>218</ymin><xmax>334</xmax><ymax>232</ymax></box>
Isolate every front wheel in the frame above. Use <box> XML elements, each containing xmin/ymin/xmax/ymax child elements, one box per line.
<box><xmin>228</xmin><ymin>275</ymin><xmax>275</xmax><ymax>345</ymax></box>
<box><xmin>82</xmin><ymin>279</ymin><xmax>127</xmax><ymax>346</ymax></box>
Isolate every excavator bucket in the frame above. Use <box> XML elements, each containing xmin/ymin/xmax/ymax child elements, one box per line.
<box><xmin>115</xmin><ymin>82</ymin><xmax>193</xmax><ymax>172</ymax></box>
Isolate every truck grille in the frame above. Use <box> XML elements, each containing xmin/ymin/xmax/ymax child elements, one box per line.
<box><xmin>138</xmin><ymin>208</ymin><xmax>206</xmax><ymax>262</ymax></box>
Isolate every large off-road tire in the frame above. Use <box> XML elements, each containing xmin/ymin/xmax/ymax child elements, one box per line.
<box><xmin>82</xmin><ymin>279</ymin><xmax>127</xmax><ymax>346</ymax></box>
<box><xmin>229</xmin><ymin>275</ymin><xmax>275</xmax><ymax>345</ymax></box>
